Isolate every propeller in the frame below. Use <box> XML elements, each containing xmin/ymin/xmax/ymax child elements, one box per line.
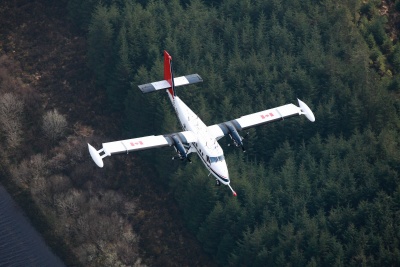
<box><xmin>171</xmin><ymin>148</ymin><xmax>192</xmax><ymax>163</ymax></box>
<box><xmin>228</xmin><ymin>131</ymin><xmax>249</xmax><ymax>152</ymax></box>
<box><xmin>240</xmin><ymin>132</ymin><xmax>250</xmax><ymax>152</ymax></box>
<box><xmin>170</xmin><ymin>134</ymin><xmax>192</xmax><ymax>162</ymax></box>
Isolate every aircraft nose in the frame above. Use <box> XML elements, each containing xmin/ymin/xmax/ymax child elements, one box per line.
<box><xmin>213</xmin><ymin>161</ymin><xmax>230</xmax><ymax>184</ymax></box>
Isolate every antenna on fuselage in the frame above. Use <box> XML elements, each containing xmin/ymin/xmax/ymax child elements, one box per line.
<box><xmin>228</xmin><ymin>184</ymin><xmax>237</xmax><ymax>197</ymax></box>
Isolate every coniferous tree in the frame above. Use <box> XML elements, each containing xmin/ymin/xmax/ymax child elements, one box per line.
<box><xmin>87</xmin><ymin>4</ymin><xmax>119</xmax><ymax>87</ymax></box>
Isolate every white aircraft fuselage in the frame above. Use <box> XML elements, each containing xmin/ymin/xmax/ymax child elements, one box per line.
<box><xmin>171</xmin><ymin>95</ymin><xmax>230</xmax><ymax>185</ymax></box>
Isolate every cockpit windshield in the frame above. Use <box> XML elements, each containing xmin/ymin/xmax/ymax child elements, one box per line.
<box><xmin>209</xmin><ymin>155</ymin><xmax>225</xmax><ymax>163</ymax></box>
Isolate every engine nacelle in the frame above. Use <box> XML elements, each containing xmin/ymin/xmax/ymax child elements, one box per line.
<box><xmin>225</xmin><ymin>122</ymin><xmax>245</xmax><ymax>152</ymax></box>
<box><xmin>171</xmin><ymin>134</ymin><xmax>188</xmax><ymax>160</ymax></box>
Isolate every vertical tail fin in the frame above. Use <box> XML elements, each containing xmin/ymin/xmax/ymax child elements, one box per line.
<box><xmin>137</xmin><ymin>51</ymin><xmax>202</xmax><ymax>95</ymax></box>
<box><xmin>164</xmin><ymin>50</ymin><xmax>175</xmax><ymax>98</ymax></box>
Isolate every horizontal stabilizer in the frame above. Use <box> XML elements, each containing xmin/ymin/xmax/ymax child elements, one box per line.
<box><xmin>138</xmin><ymin>74</ymin><xmax>203</xmax><ymax>94</ymax></box>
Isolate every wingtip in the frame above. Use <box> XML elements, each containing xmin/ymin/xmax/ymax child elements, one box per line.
<box><xmin>297</xmin><ymin>99</ymin><xmax>316</xmax><ymax>122</ymax></box>
<box><xmin>88</xmin><ymin>143</ymin><xmax>104</xmax><ymax>168</ymax></box>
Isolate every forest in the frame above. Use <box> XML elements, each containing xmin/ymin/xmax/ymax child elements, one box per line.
<box><xmin>1</xmin><ymin>0</ymin><xmax>400</xmax><ymax>266</ymax></box>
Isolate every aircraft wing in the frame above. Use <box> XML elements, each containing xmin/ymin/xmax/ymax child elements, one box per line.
<box><xmin>88</xmin><ymin>131</ymin><xmax>197</xmax><ymax>167</ymax></box>
<box><xmin>208</xmin><ymin>99</ymin><xmax>315</xmax><ymax>140</ymax></box>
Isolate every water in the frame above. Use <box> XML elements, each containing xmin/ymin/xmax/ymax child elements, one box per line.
<box><xmin>0</xmin><ymin>186</ymin><xmax>65</xmax><ymax>267</ymax></box>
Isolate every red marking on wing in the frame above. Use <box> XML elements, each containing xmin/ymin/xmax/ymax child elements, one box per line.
<box><xmin>130</xmin><ymin>141</ymin><xmax>144</xmax><ymax>147</ymax></box>
<box><xmin>260</xmin><ymin>113</ymin><xmax>274</xmax><ymax>119</ymax></box>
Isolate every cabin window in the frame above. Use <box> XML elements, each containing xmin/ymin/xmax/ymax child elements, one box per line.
<box><xmin>209</xmin><ymin>155</ymin><xmax>225</xmax><ymax>163</ymax></box>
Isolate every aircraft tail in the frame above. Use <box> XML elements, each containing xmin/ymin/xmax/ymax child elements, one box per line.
<box><xmin>138</xmin><ymin>50</ymin><xmax>203</xmax><ymax>97</ymax></box>
<box><xmin>163</xmin><ymin>50</ymin><xmax>175</xmax><ymax>99</ymax></box>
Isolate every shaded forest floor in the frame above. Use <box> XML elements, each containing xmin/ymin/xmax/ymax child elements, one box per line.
<box><xmin>0</xmin><ymin>0</ymin><xmax>216</xmax><ymax>266</ymax></box>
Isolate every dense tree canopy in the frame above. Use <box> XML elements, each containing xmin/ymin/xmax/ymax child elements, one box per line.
<box><xmin>69</xmin><ymin>0</ymin><xmax>400</xmax><ymax>265</ymax></box>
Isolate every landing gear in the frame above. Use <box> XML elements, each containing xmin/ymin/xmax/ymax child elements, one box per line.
<box><xmin>171</xmin><ymin>154</ymin><xmax>192</xmax><ymax>163</ymax></box>
<box><xmin>215</xmin><ymin>179</ymin><xmax>221</xmax><ymax>186</ymax></box>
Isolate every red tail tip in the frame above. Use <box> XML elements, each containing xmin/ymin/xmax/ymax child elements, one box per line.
<box><xmin>233</xmin><ymin>191</ymin><xmax>237</xmax><ymax>197</ymax></box>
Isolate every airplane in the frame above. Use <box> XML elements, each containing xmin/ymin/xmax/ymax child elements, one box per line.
<box><xmin>88</xmin><ymin>50</ymin><xmax>315</xmax><ymax>196</ymax></box>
